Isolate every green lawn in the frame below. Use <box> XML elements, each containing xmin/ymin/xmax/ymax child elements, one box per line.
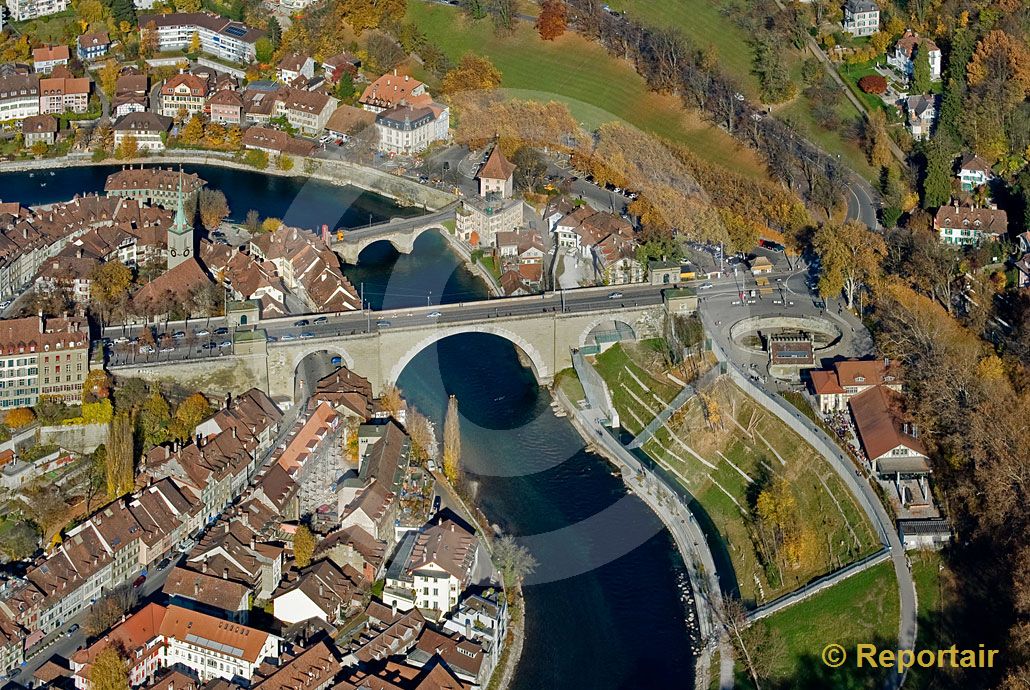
<box><xmin>592</xmin><ymin>341</ymin><xmax>680</xmax><ymax>435</ymax></box>
<box><xmin>778</xmin><ymin>96</ymin><xmax>876</xmax><ymax>181</ymax></box>
<box><xmin>554</xmin><ymin>367</ymin><xmax>586</xmax><ymax>405</ymax></box>
<box><xmin>640</xmin><ymin>377</ymin><xmax>880</xmax><ymax>604</ymax></box>
<box><xmin>406</xmin><ymin>2</ymin><xmax>765</xmax><ymax>178</ymax></box>
<box><xmin>604</xmin><ymin>0</ymin><xmax>761</xmax><ymax>98</ymax></box>
<box><xmin>906</xmin><ymin>550</ymin><xmax>952</xmax><ymax>690</ymax></box>
<box><xmin>743</xmin><ymin>561</ymin><xmax>900</xmax><ymax>689</ymax></box>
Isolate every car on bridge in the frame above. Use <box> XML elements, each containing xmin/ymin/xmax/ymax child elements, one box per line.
<box><xmin>313</xmin><ymin>316</ymin><xmax>329</xmax><ymax>324</ymax></box>
<box><xmin>281</xmin><ymin>334</ymin><xmax>296</xmax><ymax>341</ymax></box>
<box><xmin>376</xmin><ymin>320</ymin><xmax>392</xmax><ymax>328</ymax></box>
<box><xmin>294</xmin><ymin>319</ymin><xmax>309</xmax><ymax>327</ymax></box>
<box><xmin>607</xmin><ymin>292</ymin><xmax>623</xmax><ymax>299</ymax></box>
<box><xmin>427</xmin><ymin>311</ymin><xmax>442</xmax><ymax>318</ymax></box>
<box><xmin>299</xmin><ymin>332</ymin><xmax>315</xmax><ymax>339</ymax></box>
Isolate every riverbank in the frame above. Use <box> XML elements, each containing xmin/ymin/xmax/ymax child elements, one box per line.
<box><xmin>429</xmin><ymin>467</ymin><xmax>526</xmax><ymax>690</ymax></box>
<box><xmin>436</xmin><ymin>226</ymin><xmax>504</xmax><ymax>297</ymax></box>
<box><xmin>0</xmin><ymin>151</ymin><xmax>458</xmax><ymax>211</ymax></box>
<box><xmin>552</xmin><ymin>384</ymin><xmax>723</xmax><ymax>690</ymax></box>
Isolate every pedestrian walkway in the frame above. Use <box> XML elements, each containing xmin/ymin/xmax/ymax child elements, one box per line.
<box><xmin>555</xmin><ymin>363</ymin><xmax>735</xmax><ymax>690</ymax></box>
<box><xmin>627</xmin><ymin>366</ymin><xmax>720</xmax><ymax>450</ymax></box>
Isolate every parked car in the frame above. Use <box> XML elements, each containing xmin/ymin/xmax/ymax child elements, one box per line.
<box><xmin>65</xmin><ymin>624</ymin><xmax>79</xmax><ymax>637</ymax></box>
<box><xmin>281</xmin><ymin>333</ymin><xmax>296</xmax><ymax>341</ymax></box>
<box><xmin>194</xmin><ymin>329</ymin><xmax>210</xmax><ymax>337</ymax></box>
<box><xmin>293</xmin><ymin>319</ymin><xmax>309</xmax><ymax>327</ymax></box>
<box><xmin>219</xmin><ymin>340</ymin><xmax>232</xmax><ymax>348</ymax></box>
<box><xmin>132</xmin><ymin>575</ymin><xmax>146</xmax><ymax>588</ymax></box>
<box><xmin>157</xmin><ymin>558</ymin><xmax>171</xmax><ymax>570</ymax></box>
<box><xmin>214</xmin><ymin>327</ymin><xmax>229</xmax><ymax>335</ymax></box>
<box><xmin>172</xmin><ymin>331</ymin><xmax>185</xmax><ymax>339</ymax></box>
<box><xmin>139</xmin><ymin>345</ymin><xmax>155</xmax><ymax>354</ymax></box>
<box><xmin>299</xmin><ymin>332</ymin><xmax>315</xmax><ymax>339</ymax></box>
<box><xmin>698</xmin><ymin>282</ymin><xmax>714</xmax><ymax>290</ymax></box>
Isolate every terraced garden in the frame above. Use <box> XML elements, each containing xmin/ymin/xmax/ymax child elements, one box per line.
<box><xmin>592</xmin><ymin>344</ymin><xmax>880</xmax><ymax>604</ymax></box>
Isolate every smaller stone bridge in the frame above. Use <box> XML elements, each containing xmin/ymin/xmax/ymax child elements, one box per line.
<box><xmin>330</xmin><ymin>203</ymin><xmax>459</xmax><ymax>263</ymax></box>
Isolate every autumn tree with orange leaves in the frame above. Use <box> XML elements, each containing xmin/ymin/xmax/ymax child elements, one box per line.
<box><xmin>536</xmin><ymin>0</ymin><xmax>567</xmax><ymax>40</ymax></box>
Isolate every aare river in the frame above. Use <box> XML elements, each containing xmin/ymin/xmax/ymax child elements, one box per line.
<box><xmin>0</xmin><ymin>163</ymin><xmax>696</xmax><ymax>688</ymax></box>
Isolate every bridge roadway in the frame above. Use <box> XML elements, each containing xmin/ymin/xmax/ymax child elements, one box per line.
<box><xmin>103</xmin><ymin>283</ymin><xmax>667</xmax><ymax>369</ymax></box>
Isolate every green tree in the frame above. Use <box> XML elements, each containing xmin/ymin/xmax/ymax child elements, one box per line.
<box><xmin>139</xmin><ymin>392</ymin><xmax>171</xmax><ymax>449</ymax></box>
<box><xmin>254</xmin><ymin>37</ymin><xmax>273</xmax><ymax>64</ymax></box>
<box><xmin>911</xmin><ymin>43</ymin><xmax>932</xmax><ymax>94</ymax></box>
<box><xmin>335</xmin><ymin>71</ymin><xmax>355</xmax><ymax>101</ymax></box>
<box><xmin>293</xmin><ymin>525</ymin><xmax>316</xmax><ymax>567</ymax></box>
<box><xmin>922</xmin><ymin>137</ymin><xmax>953</xmax><ymax>209</ymax></box>
<box><xmin>267</xmin><ymin>17</ymin><xmax>282</xmax><ymax>48</ymax></box>
<box><xmin>110</xmin><ymin>0</ymin><xmax>136</xmax><ymax>26</ymax></box>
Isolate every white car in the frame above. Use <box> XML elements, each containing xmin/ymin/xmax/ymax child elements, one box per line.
<box><xmin>698</xmin><ymin>282</ymin><xmax>714</xmax><ymax>290</ymax></box>
<box><xmin>427</xmin><ymin>311</ymin><xmax>442</xmax><ymax>318</ymax></box>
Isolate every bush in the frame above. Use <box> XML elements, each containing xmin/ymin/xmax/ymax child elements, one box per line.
<box><xmin>4</xmin><ymin>408</ymin><xmax>35</xmax><ymax>429</ymax></box>
<box><xmin>243</xmin><ymin>149</ymin><xmax>269</xmax><ymax>169</ymax></box>
<box><xmin>858</xmin><ymin>75</ymin><xmax>887</xmax><ymax>95</ymax></box>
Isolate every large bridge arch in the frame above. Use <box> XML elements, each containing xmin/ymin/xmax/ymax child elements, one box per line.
<box><xmin>290</xmin><ymin>342</ymin><xmax>356</xmax><ymax>372</ymax></box>
<box><xmin>385</xmin><ymin>324</ymin><xmax>551</xmax><ymax>388</ymax></box>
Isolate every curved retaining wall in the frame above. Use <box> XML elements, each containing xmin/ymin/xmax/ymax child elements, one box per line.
<box><xmin>729</xmin><ymin>314</ymin><xmax>842</xmax><ymax>349</ymax></box>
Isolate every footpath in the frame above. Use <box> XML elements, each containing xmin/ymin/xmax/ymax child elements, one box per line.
<box><xmin>558</xmin><ymin>358</ymin><xmax>734</xmax><ymax>690</ymax></box>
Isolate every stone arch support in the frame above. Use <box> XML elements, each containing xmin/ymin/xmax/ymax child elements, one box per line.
<box><xmin>577</xmin><ymin>314</ymin><xmax>639</xmax><ymax>347</ymax></box>
<box><xmin>385</xmin><ymin>324</ymin><xmax>551</xmax><ymax>387</ymax></box>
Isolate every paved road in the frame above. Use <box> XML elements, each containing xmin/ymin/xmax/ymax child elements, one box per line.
<box><xmin>10</xmin><ymin>555</ymin><xmax>179</xmax><ymax>685</ymax></box>
<box><xmin>101</xmin><ymin>283</ymin><xmax>670</xmax><ymax>367</ymax></box>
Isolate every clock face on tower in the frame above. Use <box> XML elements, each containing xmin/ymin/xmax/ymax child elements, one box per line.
<box><xmin>183</xmin><ymin>248</ymin><xmax>190</xmax><ymax>256</ymax></box>
<box><xmin>170</xmin><ymin>249</ymin><xmax>177</xmax><ymax>257</ymax></box>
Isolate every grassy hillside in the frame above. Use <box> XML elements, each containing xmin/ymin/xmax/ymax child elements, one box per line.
<box><xmin>406</xmin><ymin>1</ymin><xmax>767</xmax><ymax>179</ymax></box>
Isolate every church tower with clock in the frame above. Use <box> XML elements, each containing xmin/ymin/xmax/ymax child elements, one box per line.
<box><xmin>167</xmin><ymin>173</ymin><xmax>194</xmax><ymax>270</ymax></box>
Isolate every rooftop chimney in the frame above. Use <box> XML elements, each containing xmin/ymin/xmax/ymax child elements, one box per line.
<box><xmin>222</xmin><ymin>568</ymin><xmax>228</xmax><ymax>579</ymax></box>
<box><xmin>202</xmin><ymin>560</ymin><xmax>208</xmax><ymax>574</ymax></box>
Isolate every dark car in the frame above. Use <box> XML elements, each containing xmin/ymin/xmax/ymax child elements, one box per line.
<box><xmin>432</xmin><ymin>495</ymin><xmax>442</xmax><ymax>513</ymax></box>
<box><xmin>132</xmin><ymin>575</ymin><xmax>146</xmax><ymax>588</ymax></box>
<box><xmin>214</xmin><ymin>327</ymin><xmax>229</xmax><ymax>336</ymax></box>
<box><xmin>158</xmin><ymin>557</ymin><xmax>171</xmax><ymax>570</ymax></box>
<box><xmin>293</xmin><ymin>319</ymin><xmax>310</xmax><ymax>327</ymax></box>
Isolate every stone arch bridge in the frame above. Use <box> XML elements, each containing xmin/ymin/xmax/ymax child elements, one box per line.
<box><xmin>330</xmin><ymin>203</ymin><xmax>459</xmax><ymax>263</ymax></box>
<box><xmin>109</xmin><ymin>299</ymin><xmax>660</xmax><ymax>405</ymax></box>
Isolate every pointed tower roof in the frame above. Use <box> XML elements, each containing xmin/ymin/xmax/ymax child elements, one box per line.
<box><xmin>480</xmin><ymin>144</ymin><xmax>516</xmax><ymax>182</ymax></box>
<box><xmin>170</xmin><ymin>171</ymin><xmax>192</xmax><ymax>236</ymax></box>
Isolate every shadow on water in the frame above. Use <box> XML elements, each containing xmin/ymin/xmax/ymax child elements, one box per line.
<box><xmin>397</xmin><ymin>333</ymin><xmax>696</xmax><ymax>690</ymax></box>
<box><xmin>629</xmin><ymin>446</ymin><xmax>742</xmax><ymax>601</ymax></box>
